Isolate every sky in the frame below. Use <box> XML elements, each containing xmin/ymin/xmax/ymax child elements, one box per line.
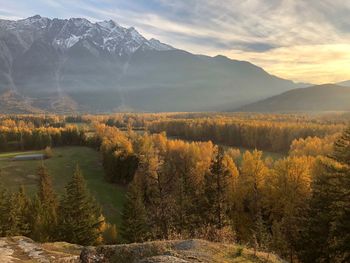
<box><xmin>0</xmin><ymin>0</ymin><xmax>350</xmax><ymax>84</ymax></box>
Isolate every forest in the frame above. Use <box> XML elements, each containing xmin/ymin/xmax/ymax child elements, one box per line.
<box><xmin>0</xmin><ymin>113</ymin><xmax>349</xmax><ymax>262</ymax></box>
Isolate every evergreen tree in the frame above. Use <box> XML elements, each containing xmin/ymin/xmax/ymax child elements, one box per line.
<box><xmin>0</xmin><ymin>187</ymin><xmax>10</xmax><ymax>236</ymax></box>
<box><xmin>204</xmin><ymin>147</ymin><xmax>237</xmax><ymax>232</ymax></box>
<box><xmin>328</xmin><ymin>128</ymin><xmax>350</xmax><ymax>262</ymax></box>
<box><xmin>253</xmin><ymin>210</ymin><xmax>271</xmax><ymax>252</ymax></box>
<box><xmin>135</xmin><ymin>137</ymin><xmax>172</xmax><ymax>240</ymax></box>
<box><xmin>300</xmin><ymin>127</ymin><xmax>350</xmax><ymax>262</ymax></box>
<box><xmin>32</xmin><ymin>165</ymin><xmax>58</xmax><ymax>242</ymax></box>
<box><xmin>332</xmin><ymin>127</ymin><xmax>350</xmax><ymax>165</ymax></box>
<box><xmin>298</xmin><ymin>157</ymin><xmax>337</xmax><ymax>263</ymax></box>
<box><xmin>58</xmin><ymin>165</ymin><xmax>103</xmax><ymax>245</ymax></box>
<box><xmin>29</xmin><ymin>195</ymin><xmax>46</xmax><ymax>241</ymax></box>
<box><xmin>121</xmin><ymin>177</ymin><xmax>149</xmax><ymax>243</ymax></box>
<box><xmin>5</xmin><ymin>187</ymin><xmax>31</xmax><ymax>236</ymax></box>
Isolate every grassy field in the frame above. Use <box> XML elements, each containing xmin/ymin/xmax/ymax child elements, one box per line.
<box><xmin>0</xmin><ymin>146</ymin><xmax>125</xmax><ymax>226</ymax></box>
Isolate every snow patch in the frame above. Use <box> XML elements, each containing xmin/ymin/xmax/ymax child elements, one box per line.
<box><xmin>1</xmin><ymin>15</ymin><xmax>175</xmax><ymax>55</ymax></box>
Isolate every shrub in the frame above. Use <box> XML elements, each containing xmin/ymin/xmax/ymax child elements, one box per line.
<box><xmin>44</xmin><ymin>146</ymin><xmax>53</xmax><ymax>158</ymax></box>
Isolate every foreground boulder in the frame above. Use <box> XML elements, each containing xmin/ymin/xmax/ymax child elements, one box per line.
<box><xmin>80</xmin><ymin>239</ymin><xmax>284</xmax><ymax>263</ymax></box>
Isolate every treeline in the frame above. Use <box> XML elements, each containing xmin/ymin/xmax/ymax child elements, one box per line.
<box><xmin>120</xmin><ymin>134</ymin><xmax>315</xmax><ymax>261</ymax></box>
<box><xmin>94</xmin><ymin>123</ymin><xmax>349</xmax><ymax>262</ymax></box>
<box><xmin>0</xmin><ymin>113</ymin><xmax>343</xmax><ymax>154</ymax></box>
<box><xmin>289</xmin><ymin>133</ymin><xmax>340</xmax><ymax>157</ymax></box>
<box><xmin>0</xmin><ymin>115</ymin><xmax>65</xmax><ymax>127</ymax></box>
<box><xmin>0</xmin><ymin>124</ymin><xmax>85</xmax><ymax>151</ymax></box>
<box><xmin>147</xmin><ymin>118</ymin><xmax>342</xmax><ymax>152</ymax></box>
<box><xmin>0</xmin><ymin>165</ymin><xmax>116</xmax><ymax>245</ymax></box>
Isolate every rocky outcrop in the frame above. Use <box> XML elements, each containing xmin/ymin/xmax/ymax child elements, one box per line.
<box><xmin>0</xmin><ymin>236</ymin><xmax>81</xmax><ymax>262</ymax></box>
<box><xmin>80</xmin><ymin>239</ymin><xmax>284</xmax><ymax>263</ymax></box>
<box><xmin>0</xmin><ymin>237</ymin><xmax>284</xmax><ymax>263</ymax></box>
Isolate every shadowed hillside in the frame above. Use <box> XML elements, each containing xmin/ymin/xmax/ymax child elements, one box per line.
<box><xmin>235</xmin><ymin>84</ymin><xmax>350</xmax><ymax>112</ymax></box>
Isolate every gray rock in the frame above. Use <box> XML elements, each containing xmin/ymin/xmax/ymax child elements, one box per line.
<box><xmin>138</xmin><ymin>255</ymin><xmax>190</xmax><ymax>263</ymax></box>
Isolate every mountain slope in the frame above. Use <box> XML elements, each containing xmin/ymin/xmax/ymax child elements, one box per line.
<box><xmin>338</xmin><ymin>80</ymin><xmax>350</xmax><ymax>87</ymax></box>
<box><xmin>235</xmin><ymin>84</ymin><xmax>350</xmax><ymax>112</ymax></box>
<box><xmin>0</xmin><ymin>15</ymin><xmax>304</xmax><ymax>112</ymax></box>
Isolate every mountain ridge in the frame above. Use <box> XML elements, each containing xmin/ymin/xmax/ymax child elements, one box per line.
<box><xmin>337</xmin><ymin>80</ymin><xmax>350</xmax><ymax>87</ymax></box>
<box><xmin>0</xmin><ymin>15</ymin><xmax>305</xmax><ymax>113</ymax></box>
<box><xmin>235</xmin><ymin>84</ymin><xmax>350</xmax><ymax>112</ymax></box>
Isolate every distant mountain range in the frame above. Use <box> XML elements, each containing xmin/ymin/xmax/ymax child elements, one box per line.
<box><xmin>0</xmin><ymin>15</ymin><xmax>307</xmax><ymax>113</ymax></box>
<box><xmin>337</xmin><ymin>80</ymin><xmax>350</xmax><ymax>87</ymax></box>
<box><xmin>236</xmin><ymin>84</ymin><xmax>350</xmax><ymax>112</ymax></box>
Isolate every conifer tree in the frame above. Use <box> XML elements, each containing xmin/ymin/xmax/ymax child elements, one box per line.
<box><xmin>5</xmin><ymin>187</ymin><xmax>31</xmax><ymax>236</ymax></box>
<box><xmin>29</xmin><ymin>195</ymin><xmax>46</xmax><ymax>241</ymax></box>
<box><xmin>298</xmin><ymin>157</ymin><xmax>336</xmax><ymax>262</ymax></box>
<box><xmin>135</xmin><ymin>137</ymin><xmax>172</xmax><ymax>240</ymax></box>
<box><xmin>204</xmin><ymin>147</ymin><xmax>234</xmax><ymax>229</ymax></box>
<box><xmin>16</xmin><ymin>187</ymin><xmax>31</xmax><ymax>235</ymax></box>
<box><xmin>121</xmin><ymin>177</ymin><xmax>149</xmax><ymax>243</ymax></box>
<box><xmin>33</xmin><ymin>165</ymin><xmax>58</xmax><ymax>242</ymax></box>
<box><xmin>0</xmin><ymin>187</ymin><xmax>10</xmax><ymax>236</ymax></box>
<box><xmin>300</xmin><ymin>127</ymin><xmax>350</xmax><ymax>262</ymax></box>
<box><xmin>328</xmin><ymin>128</ymin><xmax>350</xmax><ymax>262</ymax></box>
<box><xmin>58</xmin><ymin>165</ymin><xmax>103</xmax><ymax>245</ymax></box>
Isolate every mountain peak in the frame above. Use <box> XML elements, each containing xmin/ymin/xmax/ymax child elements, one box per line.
<box><xmin>4</xmin><ymin>15</ymin><xmax>174</xmax><ymax>54</ymax></box>
<box><xmin>68</xmin><ymin>17</ymin><xmax>91</xmax><ymax>27</ymax></box>
<box><xmin>29</xmin><ymin>14</ymin><xmax>42</xmax><ymax>19</ymax></box>
<box><xmin>97</xmin><ymin>19</ymin><xmax>119</xmax><ymax>29</ymax></box>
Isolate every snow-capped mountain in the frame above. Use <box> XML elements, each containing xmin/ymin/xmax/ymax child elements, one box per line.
<box><xmin>0</xmin><ymin>15</ymin><xmax>303</xmax><ymax>113</ymax></box>
<box><xmin>0</xmin><ymin>15</ymin><xmax>173</xmax><ymax>56</ymax></box>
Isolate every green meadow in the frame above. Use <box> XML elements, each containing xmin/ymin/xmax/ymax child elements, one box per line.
<box><xmin>0</xmin><ymin>146</ymin><xmax>125</xmax><ymax>226</ymax></box>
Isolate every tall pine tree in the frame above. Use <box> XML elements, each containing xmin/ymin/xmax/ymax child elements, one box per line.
<box><xmin>121</xmin><ymin>176</ymin><xmax>149</xmax><ymax>243</ymax></box>
<box><xmin>5</xmin><ymin>187</ymin><xmax>31</xmax><ymax>236</ymax></box>
<box><xmin>31</xmin><ymin>165</ymin><xmax>58</xmax><ymax>242</ymax></box>
<box><xmin>0</xmin><ymin>186</ymin><xmax>10</xmax><ymax>236</ymax></box>
<box><xmin>58</xmin><ymin>165</ymin><xmax>103</xmax><ymax>245</ymax></box>
<box><xmin>298</xmin><ymin>157</ymin><xmax>337</xmax><ymax>262</ymax></box>
<box><xmin>204</xmin><ymin>147</ymin><xmax>237</xmax><ymax>231</ymax></box>
<box><xmin>329</xmin><ymin>127</ymin><xmax>350</xmax><ymax>262</ymax></box>
<box><xmin>300</xmin><ymin>127</ymin><xmax>350</xmax><ymax>262</ymax></box>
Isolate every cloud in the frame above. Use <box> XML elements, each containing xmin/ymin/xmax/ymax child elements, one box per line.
<box><xmin>221</xmin><ymin>44</ymin><xmax>350</xmax><ymax>84</ymax></box>
<box><xmin>0</xmin><ymin>0</ymin><xmax>349</xmax><ymax>83</ymax></box>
